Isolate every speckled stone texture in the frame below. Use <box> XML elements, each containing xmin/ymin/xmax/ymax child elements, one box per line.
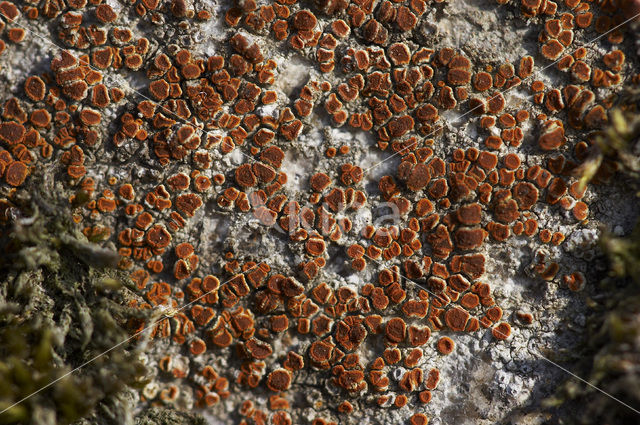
<box><xmin>1</xmin><ymin>0</ymin><xmax>639</xmax><ymax>424</ymax></box>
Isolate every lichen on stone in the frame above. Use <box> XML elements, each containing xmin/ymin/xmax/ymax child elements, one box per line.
<box><xmin>1</xmin><ymin>0</ymin><xmax>640</xmax><ymax>423</ymax></box>
<box><xmin>0</xmin><ymin>182</ymin><xmax>146</xmax><ymax>425</ymax></box>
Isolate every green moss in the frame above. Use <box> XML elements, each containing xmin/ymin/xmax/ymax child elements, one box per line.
<box><xmin>548</xmin><ymin>95</ymin><xmax>640</xmax><ymax>424</ymax></box>
<box><xmin>0</xmin><ymin>182</ymin><xmax>148</xmax><ymax>425</ymax></box>
<box><xmin>600</xmin><ymin>216</ymin><xmax>640</xmax><ymax>283</ymax></box>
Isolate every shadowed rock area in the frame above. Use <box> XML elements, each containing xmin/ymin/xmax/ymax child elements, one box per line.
<box><xmin>0</xmin><ymin>0</ymin><xmax>640</xmax><ymax>424</ymax></box>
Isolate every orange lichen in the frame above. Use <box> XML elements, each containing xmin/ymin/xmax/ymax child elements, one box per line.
<box><xmin>267</xmin><ymin>369</ymin><xmax>292</xmax><ymax>392</ymax></box>
<box><xmin>492</xmin><ymin>322</ymin><xmax>511</xmax><ymax>340</ymax></box>
<box><xmin>0</xmin><ymin>0</ymin><xmax>618</xmax><ymax>418</ymax></box>
<box><xmin>436</xmin><ymin>336</ymin><xmax>454</xmax><ymax>355</ymax></box>
<box><xmin>410</xmin><ymin>413</ymin><xmax>429</xmax><ymax>425</ymax></box>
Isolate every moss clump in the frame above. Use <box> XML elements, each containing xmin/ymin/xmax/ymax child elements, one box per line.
<box><xmin>551</xmin><ymin>260</ymin><xmax>640</xmax><ymax>424</ymax></box>
<box><xmin>0</xmin><ymin>183</ymin><xmax>148</xmax><ymax>425</ymax></box>
<box><xmin>576</xmin><ymin>87</ymin><xmax>640</xmax><ymax>192</ymax></box>
<box><xmin>548</xmin><ymin>99</ymin><xmax>640</xmax><ymax>424</ymax></box>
